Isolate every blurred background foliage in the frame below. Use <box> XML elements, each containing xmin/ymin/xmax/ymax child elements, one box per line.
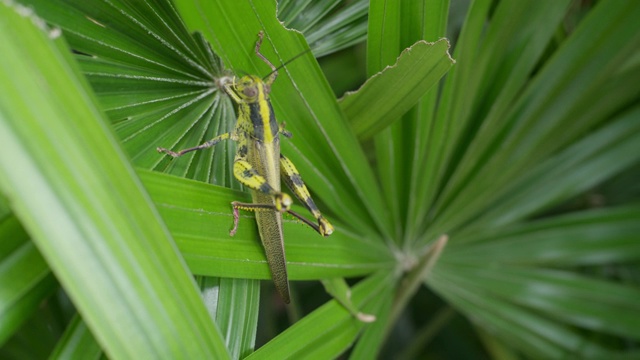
<box><xmin>1</xmin><ymin>0</ymin><xmax>639</xmax><ymax>359</ymax></box>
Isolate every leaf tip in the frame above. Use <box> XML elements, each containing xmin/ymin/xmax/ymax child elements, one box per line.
<box><xmin>357</xmin><ymin>312</ymin><xmax>377</xmax><ymax>323</ymax></box>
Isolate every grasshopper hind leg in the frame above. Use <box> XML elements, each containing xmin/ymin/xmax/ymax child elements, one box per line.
<box><xmin>279</xmin><ymin>154</ymin><xmax>334</xmax><ymax>236</ymax></box>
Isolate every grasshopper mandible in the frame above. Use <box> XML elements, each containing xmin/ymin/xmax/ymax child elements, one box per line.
<box><xmin>158</xmin><ymin>31</ymin><xmax>333</xmax><ymax>303</ymax></box>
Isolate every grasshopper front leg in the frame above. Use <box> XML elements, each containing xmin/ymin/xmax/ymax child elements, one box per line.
<box><xmin>157</xmin><ymin>132</ymin><xmax>233</xmax><ymax>157</ymax></box>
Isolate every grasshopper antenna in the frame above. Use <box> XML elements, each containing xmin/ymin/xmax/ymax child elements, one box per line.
<box><xmin>256</xmin><ymin>31</ymin><xmax>313</xmax><ymax>82</ymax></box>
<box><xmin>262</xmin><ymin>49</ymin><xmax>313</xmax><ymax>81</ymax></box>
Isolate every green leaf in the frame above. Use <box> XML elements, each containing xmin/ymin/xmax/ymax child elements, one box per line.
<box><xmin>418</xmin><ymin>1</ymin><xmax>640</xmax><ymax>356</ymax></box>
<box><xmin>430</xmin><ymin>263</ymin><xmax>640</xmax><ymax>358</ymax></box>
<box><xmin>348</xmin><ymin>287</ymin><xmax>394</xmax><ymax>359</ymax></box>
<box><xmin>199</xmin><ymin>277</ymin><xmax>260</xmax><ymax>359</ymax></box>
<box><xmin>5</xmin><ymin>0</ymin><xmax>639</xmax><ymax>358</ymax></box>
<box><xmin>340</xmin><ymin>39</ymin><xmax>454</xmax><ymax>140</ymax></box>
<box><xmin>49</xmin><ymin>316</ymin><xmax>102</xmax><ymax>359</ymax></box>
<box><xmin>0</xmin><ymin>4</ymin><xmax>227</xmax><ymax>358</ymax></box>
<box><xmin>367</xmin><ymin>0</ymin><xmax>452</xmax><ymax>243</ymax></box>
<box><xmin>429</xmin><ymin>0</ymin><xmax>640</xmax><ymax>236</ymax></box>
<box><xmin>0</xmin><ymin>215</ymin><xmax>56</xmax><ymax>345</ymax></box>
<box><xmin>20</xmin><ymin>0</ymin><xmax>262</xmax><ymax>354</ymax></box>
<box><xmin>139</xmin><ymin>170</ymin><xmax>394</xmax><ymax>280</ymax></box>
<box><xmin>428</xmin><ymin>206</ymin><xmax>640</xmax><ymax>357</ymax></box>
<box><xmin>246</xmin><ymin>271</ymin><xmax>395</xmax><ymax>359</ymax></box>
<box><xmin>363</xmin><ymin>0</ymin><xmax>640</xmax><ymax>357</ymax></box>
<box><xmin>321</xmin><ymin>277</ymin><xmax>376</xmax><ymax>322</ymax></box>
<box><xmin>280</xmin><ymin>0</ymin><xmax>369</xmax><ymax>57</ymax></box>
<box><xmin>450</xmin><ymin>205</ymin><xmax>640</xmax><ymax>266</ymax></box>
<box><xmin>444</xmin><ymin>106</ymin><xmax>640</xmax><ymax>236</ymax></box>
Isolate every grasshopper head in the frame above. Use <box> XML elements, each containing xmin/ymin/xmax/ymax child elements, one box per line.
<box><xmin>232</xmin><ymin>75</ymin><xmax>270</xmax><ymax>102</ymax></box>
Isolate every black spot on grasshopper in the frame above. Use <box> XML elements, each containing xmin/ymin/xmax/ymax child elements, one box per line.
<box><xmin>242</xmin><ymin>169</ymin><xmax>257</xmax><ymax>178</ymax></box>
<box><xmin>290</xmin><ymin>174</ymin><xmax>304</xmax><ymax>187</ymax></box>
<box><xmin>238</xmin><ymin>144</ymin><xmax>248</xmax><ymax>156</ymax></box>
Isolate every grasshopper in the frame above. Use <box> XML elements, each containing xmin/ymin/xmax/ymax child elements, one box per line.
<box><xmin>157</xmin><ymin>31</ymin><xmax>333</xmax><ymax>303</ymax></box>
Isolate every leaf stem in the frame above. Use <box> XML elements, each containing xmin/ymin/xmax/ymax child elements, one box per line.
<box><xmin>384</xmin><ymin>235</ymin><xmax>449</xmax><ymax>341</ymax></box>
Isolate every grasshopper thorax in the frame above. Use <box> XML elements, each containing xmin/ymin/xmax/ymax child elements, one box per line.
<box><xmin>231</xmin><ymin>75</ymin><xmax>271</xmax><ymax>103</ymax></box>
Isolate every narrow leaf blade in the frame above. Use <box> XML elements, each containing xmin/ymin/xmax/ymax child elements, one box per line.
<box><xmin>0</xmin><ymin>5</ymin><xmax>227</xmax><ymax>358</ymax></box>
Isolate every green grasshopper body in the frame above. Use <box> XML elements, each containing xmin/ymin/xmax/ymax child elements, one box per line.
<box><xmin>158</xmin><ymin>32</ymin><xmax>333</xmax><ymax>303</ymax></box>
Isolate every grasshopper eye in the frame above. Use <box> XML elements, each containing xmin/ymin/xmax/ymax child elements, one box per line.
<box><xmin>243</xmin><ymin>87</ymin><xmax>257</xmax><ymax>98</ymax></box>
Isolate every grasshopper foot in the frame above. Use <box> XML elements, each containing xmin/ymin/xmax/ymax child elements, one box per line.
<box><xmin>230</xmin><ymin>202</ymin><xmax>241</xmax><ymax>236</ymax></box>
<box><xmin>319</xmin><ymin>216</ymin><xmax>334</xmax><ymax>237</ymax></box>
<box><xmin>157</xmin><ymin>147</ymin><xmax>179</xmax><ymax>158</ymax></box>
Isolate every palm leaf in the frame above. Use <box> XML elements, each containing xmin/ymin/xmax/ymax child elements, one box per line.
<box><xmin>0</xmin><ymin>3</ymin><xmax>227</xmax><ymax>357</ymax></box>
<box><xmin>1</xmin><ymin>0</ymin><xmax>639</xmax><ymax>358</ymax></box>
